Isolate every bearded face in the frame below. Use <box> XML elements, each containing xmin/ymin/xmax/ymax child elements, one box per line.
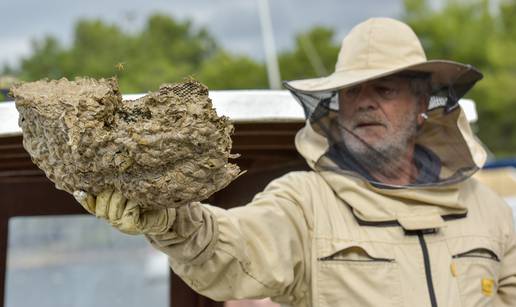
<box><xmin>337</xmin><ymin>76</ymin><xmax>425</xmax><ymax>180</ymax></box>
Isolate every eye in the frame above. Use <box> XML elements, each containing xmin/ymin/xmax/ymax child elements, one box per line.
<box><xmin>376</xmin><ymin>86</ymin><xmax>397</xmax><ymax>99</ymax></box>
<box><xmin>343</xmin><ymin>86</ymin><xmax>360</xmax><ymax>99</ymax></box>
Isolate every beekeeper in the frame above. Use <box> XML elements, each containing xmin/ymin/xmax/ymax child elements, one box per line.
<box><xmin>75</xmin><ymin>18</ymin><xmax>516</xmax><ymax>307</ymax></box>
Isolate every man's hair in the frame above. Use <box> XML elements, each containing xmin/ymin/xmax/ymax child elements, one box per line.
<box><xmin>395</xmin><ymin>71</ymin><xmax>433</xmax><ymax>98</ymax></box>
<box><xmin>409</xmin><ymin>77</ymin><xmax>432</xmax><ymax>98</ymax></box>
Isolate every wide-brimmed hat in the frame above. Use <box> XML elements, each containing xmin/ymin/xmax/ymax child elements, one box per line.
<box><xmin>284</xmin><ymin>18</ymin><xmax>482</xmax><ymax>95</ymax></box>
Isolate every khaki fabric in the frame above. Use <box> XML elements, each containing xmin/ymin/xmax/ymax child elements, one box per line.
<box><xmin>474</xmin><ymin>168</ymin><xmax>516</xmax><ymax>198</ymax></box>
<box><xmin>146</xmin><ymin>116</ymin><xmax>516</xmax><ymax>306</ymax></box>
<box><xmin>285</xmin><ymin>18</ymin><xmax>481</xmax><ymax>95</ymax></box>
<box><xmin>145</xmin><ymin>17</ymin><xmax>514</xmax><ymax>307</ymax></box>
<box><xmin>284</xmin><ymin>17</ymin><xmax>484</xmax><ymax>189</ymax></box>
<box><xmin>147</xmin><ymin>170</ymin><xmax>516</xmax><ymax>307</ymax></box>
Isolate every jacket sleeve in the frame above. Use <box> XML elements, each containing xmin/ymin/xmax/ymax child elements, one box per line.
<box><xmin>146</xmin><ymin>172</ymin><xmax>313</xmax><ymax>303</ymax></box>
<box><xmin>495</xmin><ymin>204</ymin><xmax>516</xmax><ymax>306</ymax></box>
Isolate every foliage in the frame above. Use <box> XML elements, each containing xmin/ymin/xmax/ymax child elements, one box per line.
<box><xmin>4</xmin><ymin>4</ymin><xmax>515</xmax><ymax>155</ymax></box>
<box><xmin>279</xmin><ymin>26</ymin><xmax>340</xmax><ymax>81</ymax></box>
<box><xmin>13</xmin><ymin>14</ymin><xmax>230</xmax><ymax>92</ymax></box>
<box><xmin>403</xmin><ymin>0</ymin><xmax>516</xmax><ymax>156</ymax></box>
<box><xmin>196</xmin><ymin>51</ymin><xmax>268</xmax><ymax>89</ymax></box>
<box><xmin>4</xmin><ymin>14</ymin><xmax>339</xmax><ymax>94</ymax></box>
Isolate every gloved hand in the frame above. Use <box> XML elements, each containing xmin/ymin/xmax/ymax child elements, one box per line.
<box><xmin>73</xmin><ymin>189</ymin><xmax>176</xmax><ymax>235</ymax></box>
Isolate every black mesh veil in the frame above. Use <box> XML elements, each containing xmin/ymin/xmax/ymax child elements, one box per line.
<box><xmin>284</xmin><ymin>66</ymin><xmax>484</xmax><ymax>188</ymax></box>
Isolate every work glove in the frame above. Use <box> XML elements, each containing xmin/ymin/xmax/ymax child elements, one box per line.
<box><xmin>73</xmin><ymin>189</ymin><xmax>176</xmax><ymax>235</ymax></box>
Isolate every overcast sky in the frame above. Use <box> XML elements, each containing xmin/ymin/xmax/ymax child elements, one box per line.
<box><xmin>1</xmin><ymin>0</ymin><xmax>404</xmax><ymax>68</ymax></box>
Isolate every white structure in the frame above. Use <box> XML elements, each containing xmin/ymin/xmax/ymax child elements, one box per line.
<box><xmin>0</xmin><ymin>90</ymin><xmax>479</xmax><ymax>137</ymax></box>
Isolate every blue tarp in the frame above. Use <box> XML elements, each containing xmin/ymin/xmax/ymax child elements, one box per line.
<box><xmin>484</xmin><ymin>158</ymin><xmax>516</xmax><ymax>169</ymax></box>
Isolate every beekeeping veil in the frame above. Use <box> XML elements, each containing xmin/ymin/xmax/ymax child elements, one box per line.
<box><xmin>284</xmin><ymin>18</ymin><xmax>485</xmax><ymax>189</ymax></box>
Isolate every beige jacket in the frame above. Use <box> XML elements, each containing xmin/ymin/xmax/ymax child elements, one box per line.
<box><xmin>147</xmin><ymin>108</ymin><xmax>516</xmax><ymax>307</ymax></box>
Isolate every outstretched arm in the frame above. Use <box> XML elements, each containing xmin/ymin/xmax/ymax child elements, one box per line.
<box><xmin>74</xmin><ymin>172</ymin><xmax>313</xmax><ymax>304</ymax></box>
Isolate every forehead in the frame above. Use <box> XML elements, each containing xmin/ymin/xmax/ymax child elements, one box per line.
<box><xmin>337</xmin><ymin>76</ymin><xmax>413</xmax><ymax>99</ymax></box>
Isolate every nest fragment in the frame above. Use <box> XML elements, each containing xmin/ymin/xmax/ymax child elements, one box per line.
<box><xmin>11</xmin><ymin>77</ymin><xmax>241</xmax><ymax>208</ymax></box>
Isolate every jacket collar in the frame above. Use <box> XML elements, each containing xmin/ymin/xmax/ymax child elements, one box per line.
<box><xmin>294</xmin><ymin>107</ymin><xmax>484</xmax><ymax>230</ymax></box>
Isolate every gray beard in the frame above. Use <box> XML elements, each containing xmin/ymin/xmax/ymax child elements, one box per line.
<box><xmin>347</xmin><ymin>137</ymin><xmax>409</xmax><ymax>179</ymax></box>
<box><xmin>340</xmin><ymin>114</ymin><xmax>418</xmax><ymax>180</ymax></box>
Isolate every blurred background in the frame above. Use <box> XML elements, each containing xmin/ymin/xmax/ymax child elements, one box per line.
<box><xmin>1</xmin><ymin>0</ymin><xmax>515</xmax><ymax>156</ymax></box>
<box><xmin>0</xmin><ymin>1</ymin><xmax>515</xmax><ymax>307</ymax></box>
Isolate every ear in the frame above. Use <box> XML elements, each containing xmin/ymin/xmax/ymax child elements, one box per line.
<box><xmin>416</xmin><ymin>96</ymin><xmax>429</xmax><ymax>126</ymax></box>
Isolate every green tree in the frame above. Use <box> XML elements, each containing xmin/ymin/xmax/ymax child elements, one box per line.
<box><xmin>197</xmin><ymin>51</ymin><xmax>268</xmax><ymax>89</ymax></box>
<box><xmin>403</xmin><ymin>0</ymin><xmax>516</xmax><ymax>156</ymax></box>
<box><xmin>66</xmin><ymin>20</ymin><xmax>133</xmax><ymax>78</ymax></box>
<box><xmin>20</xmin><ymin>36</ymin><xmax>67</xmax><ymax>80</ymax></box>
<box><xmin>9</xmin><ymin>14</ymin><xmax>341</xmax><ymax>94</ymax></box>
<box><xmin>279</xmin><ymin>26</ymin><xmax>340</xmax><ymax>81</ymax></box>
<box><xmin>9</xmin><ymin>14</ymin><xmax>268</xmax><ymax>93</ymax></box>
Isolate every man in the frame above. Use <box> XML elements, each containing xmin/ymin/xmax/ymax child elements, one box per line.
<box><xmin>75</xmin><ymin>18</ymin><xmax>516</xmax><ymax>307</ymax></box>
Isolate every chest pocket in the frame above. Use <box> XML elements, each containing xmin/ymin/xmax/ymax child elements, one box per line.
<box><xmin>450</xmin><ymin>239</ymin><xmax>502</xmax><ymax>307</ymax></box>
<box><xmin>316</xmin><ymin>241</ymin><xmax>402</xmax><ymax>307</ymax></box>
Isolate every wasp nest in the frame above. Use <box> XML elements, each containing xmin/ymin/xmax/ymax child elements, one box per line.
<box><xmin>11</xmin><ymin>77</ymin><xmax>241</xmax><ymax>208</ymax></box>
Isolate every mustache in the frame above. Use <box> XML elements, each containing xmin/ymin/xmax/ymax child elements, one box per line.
<box><xmin>348</xmin><ymin>112</ymin><xmax>387</xmax><ymax>128</ymax></box>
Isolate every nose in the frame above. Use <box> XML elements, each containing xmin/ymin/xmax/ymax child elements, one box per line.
<box><xmin>354</xmin><ymin>85</ymin><xmax>379</xmax><ymax>111</ymax></box>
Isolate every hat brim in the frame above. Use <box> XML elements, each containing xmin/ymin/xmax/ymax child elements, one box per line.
<box><xmin>283</xmin><ymin>60</ymin><xmax>483</xmax><ymax>94</ymax></box>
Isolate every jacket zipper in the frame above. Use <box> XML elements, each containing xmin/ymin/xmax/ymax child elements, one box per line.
<box><xmin>452</xmin><ymin>248</ymin><xmax>500</xmax><ymax>262</ymax></box>
<box><xmin>318</xmin><ymin>255</ymin><xmax>394</xmax><ymax>262</ymax></box>
<box><xmin>417</xmin><ymin>231</ymin><xmax>438</xmax><ymax>307</ymax></box>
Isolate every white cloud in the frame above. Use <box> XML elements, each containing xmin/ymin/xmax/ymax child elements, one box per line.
<box><xmin>0</xmin><ymin>0</ymin><xmax>404</xmax><ymax>67</ymax></box>
<box><xmin>0</xmin><ymin>37</ymin><xmax>32</xmax><ymax>68</ymax></box>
